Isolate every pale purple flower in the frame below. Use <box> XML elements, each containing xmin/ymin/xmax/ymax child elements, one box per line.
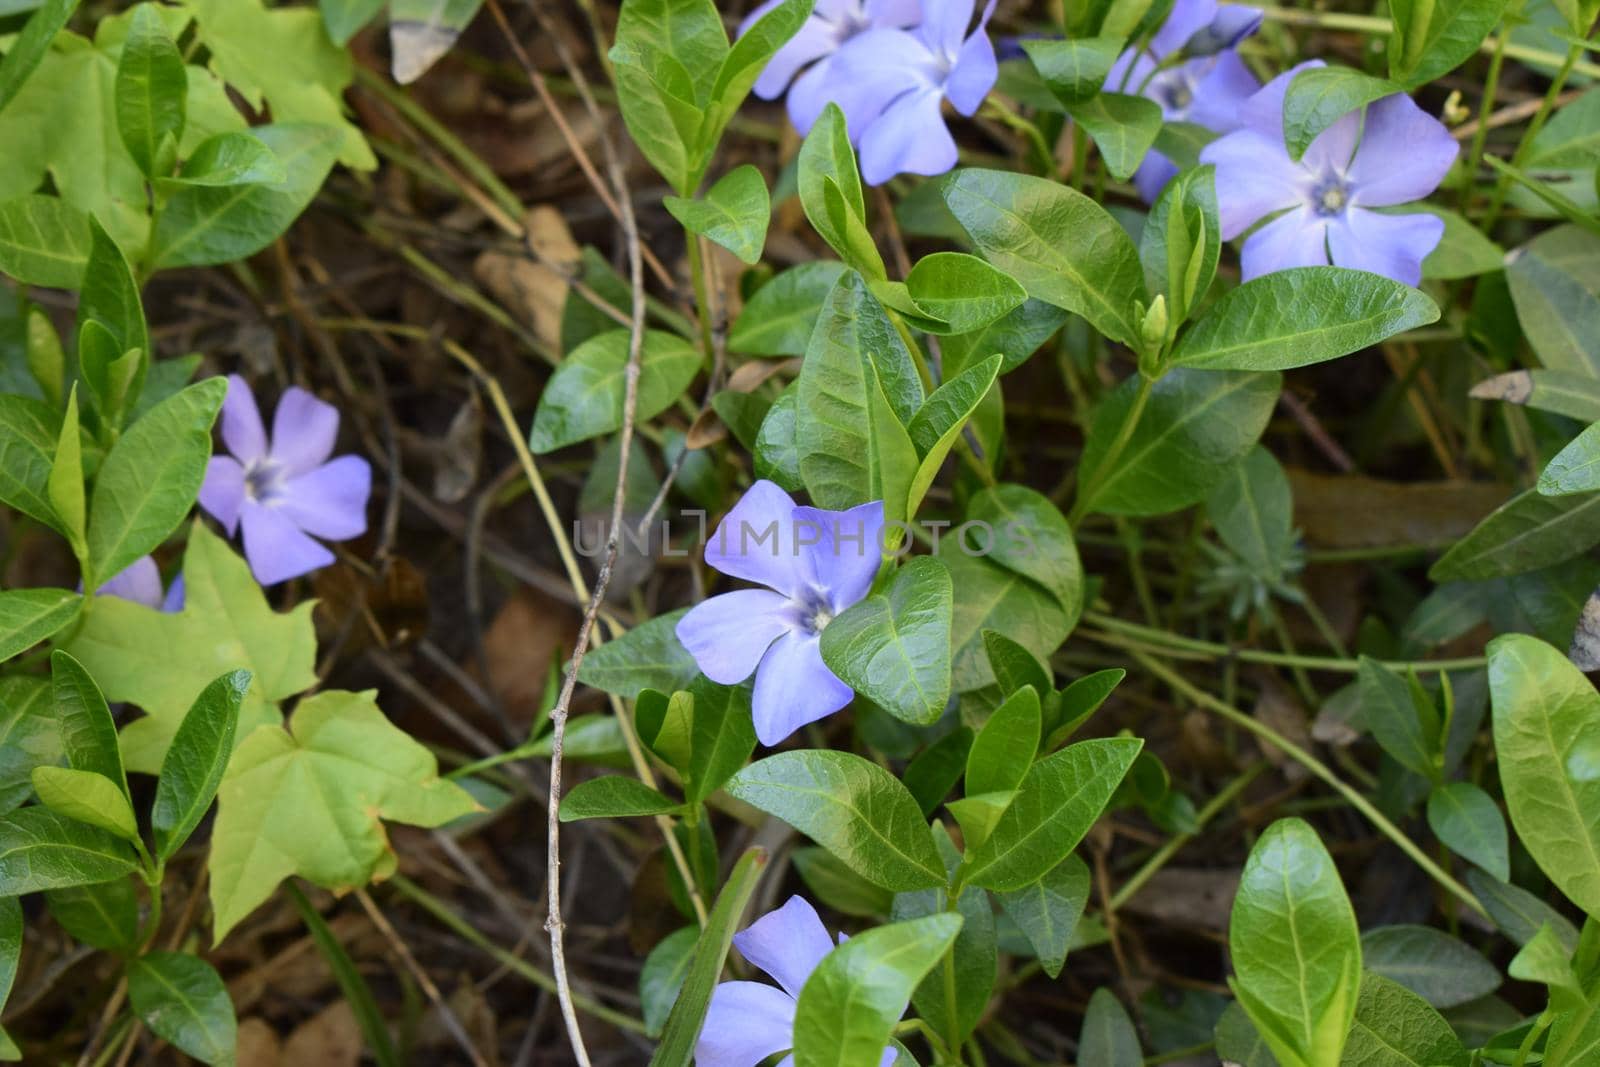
<box><xmin>696</xmin><ymin>896</ymin><xmax>897</xmax><ymax>1067</ymax></box>
<box><xmin>742</xmin><ymin>0</ymin><xmax>922</xmax><ymax>135</ymax></box>
<box><xmin>826</xmin><ymin>0</ymin><xmax>999</xmax><ymax>184</ymax></box>
<box><xmin>198</xmin><ymin>375</ymin><xmax>371</xmax><ymax>586</ymax></box>
<box><xmin>675</xmin><ymin>480</ymin><xmax>883</xmax><ymax>746</ymax></box>
<box><xmin>93</xmin><ymin>556</ymin><xmax>184</xmax><ymax>612</ymax></box>
<box><xmin>1200</xmin><ymin>61</ymin><xmax>1456</xmax><ymax>285</ymax></box>
<box><xmin>1105</xmin><ymin>0</ymin><xmax>1262</xmax><ymax>201</ymax></box>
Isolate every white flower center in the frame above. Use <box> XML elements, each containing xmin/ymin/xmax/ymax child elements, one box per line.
<box><xmin>1310</xmin><ymin>174</ymin><xmax>1353</xmax><ymax>218</ymax></box>
<box><xmin>244</xmin><ymin>459</ymin><xmax>287</xmax><ymax>504</ymax></box>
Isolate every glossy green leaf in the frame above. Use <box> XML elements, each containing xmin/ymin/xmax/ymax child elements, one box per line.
<box><xmin>1358</xmin><ymin>657</ymin><xmax>1439</xmax><ymax>780</ymax></box>
<box><xmin>791</xmin><ymin>913</ymin><xmax>963</xmax><ymax>1067</ymax></box>
<box><xmin>728</xmin><ymin>260</ymin><xmax>849</xmax><ymax>355</ymax></box>
<box><xmin>115</xmin><ymin>4</ymin><xmax>187</xmax><ymax>178</ymax></box>
<box><xmin>793</xmin><ymin>845</ymin><xmax>895</xmax><ymax>918</ymax></box>
<box><xmin>0</xmin><ymin>678</ymin><xmax>57</xmax><ymax>816</ymax></box>
<box><xmin>1539</xmin><ymin>420</ymin><xmax>1600</xmax><ymax>496</ymax></box>
<box><xmin>1526</xmin><ymin>88</ymin><xmax>1600</xmax><ymax>170</ymax></box>
<box><xmin>1388</xmin><ymin>0</ymin><xmax>1511</xmax><ymax>88</ymax></box>
<box><xmin>945</xmin><ymin>791</ymin><xmax>1011</xmax><ymax>851</ymax></box>
<box><xmin>983</xmin><ymin>630</ymin><xmax>1052</xmax><ymax>702</ymax></box>
<box><xmin>126</xmin><ymin>952</ymin><xmax>236</xmax><ymax>1065</ymax></box>
<box><xmin>1206</xmin><ymin>445</ymin><xmax>1296</xmax><ymax>582</ymax></box>
<box><xmin>0</xmin><ymin>896</ymin><xmax>19</xmax><ymax>1036</ymax></box>
<box><xmin>46</xmin><ymin>387</ymin><xmax>84</xmax><ymax>557</ymax></box>
<box><xmin>0</xmin><ymin>0</ymin><xmax>80</xmax><ymax>116</ymax></box>
<box><xmin>754</xmin><ymin>386</ymin><xmax>804</xmax><ymax>490</ymax></box>
<box><xmin>1021</xmin><ymin>37</ymin><xmax>1124</xmax><ymax>106</ymax></box>
<box><xmin>0</xmin><ymin>806</ymin><xmax>138</xmax><ymax>895</ymax></box>
<box><xmin>966</xmin><ymin>482</ymin><xmax>1082</xmax><ymax>615</ymax></box>
<box><xmin>607</xmin><ymin>37</ymin><xmax>702</xmax><ymax>196</ymax></box>
<box><xmin>1361</xmin><ymin>924</ymin><xmax>1501</xmax><ymax>1009</ymax></box>
<box><xmin>559</xmin><ymin>775</ymin><xmax>681</xmax><ymax>821</ymax></box>
<box><xmin>664</xmin><ymin>164</ymin><xmax>769</xmax><ymax>265</ymax></box>
<box><xmin>1171</xmin><ymin>267</ymin><xmax>1438</xmax><ymax>371</ymax></box>
<box><xmin>641</xmin><ymin>926</ymin><xmax>697</xmax><ymax>1037</ymax></box>
<box><xmin>1488</xmin><ymin>634</ymin><xmax>1600</xmax><ymax>919</ymax></box>
<box><xmin>45</xmin><ymin>877</ymin><xmax>139</xmax><ymax>951</ymax></box>
<box><xmin>0</xmin><ymin>194</ymin><xmax>91</xmax><ymax>287</ymax></box>
<box><xmin>705</xmin><ymin>0</ymin><xmax>813</xmax><ymax>161</ymax></box>
<box><xmin>940</xmin><ymin>546</ymin><xmax>1074</xmax><ymax>692</ymax></box>
<box><xmin>958</xmin><ymin>737</ymin><xmax>1140</xmax><ymax>891</ymax></box>
<box><xmin>76</xmin><ymin>216</ymin><xmax>148</xmax><ymax>421</ymax></box>
<box><xmin>648</xmin><ymin>846</ymin><xmax>767</xmax><ymax>1067</ymax></box>
<box><xmin>892</xmin><ymin>826</ymin><xmax>993</xmax><ymax>1045</ymax></box>
<box><xmin>1466</xmin><ymin>867</ymin><xmax>1580</xmax><ymax>951</ymax></box>
<box><xmin>905</xmin><ymin>355</ymin><xmax>1002</xmax><ymax>517</ymax></box>
<box><xmin>87</xmin><ymin>376</ymin><xmax>224</xmax><ymax>586</ymax></box>
<box><xmin>995</xmin><ymin>852</ymin><xmax>1090</xmax><ymax>979</ymax></box>
<box><xmin>389</xmin><ymin>0</ymin><xmax>486</xmax><ymax>83</ymax></box>
<box><xmin>576</xmin><ymin>608</ymin><xmax>699</xmax><ymax>698</ymax></box>
<box><xmin>1229</xmin><ymin>818</ymin><xmax>1361</xmax><ymax>1067</ymax></box>
<box><xmin>1507</xmin><ymin>923</ymin><xmax>1581</xmax><ymax>1000</ymax></box>
<box><xmin>167</xmin><ymin>131</ymin><xmax>288</xmax><ymax>187</ymax></box>
<box><xmin>905</xmin><ymin>251</ymin><xmax>1027</xmax><ymax>335</ymax></box>
<box><xmin>1141</xmin><ymin>164</ymin><xmax>1219</xmax><ymax>326</ymax></box>
<box><xmin>1426</xmin><ymin>781</ymin><xmax>1509</xmax><ymax>881</ymax></box>
<box><xmin>1505</xmin><ymin>226</ymin><xmax>1600</xmax><ymax>379</ymax></box>
<box><xmin>1415</xmin><ymin>205</ymin><xmax>1504</xmax><ymax>280</ymax></box>
<box><xmin>1081</xmin><ymin>987</ymin><xmax>1142</xmax><ymax>1066</ymax></box>
<box><xmin>726</xmin><ymin>750</ymin><xmax>946</xmax><ymax>892</ymax></box>
<box><xmin>0</xmin><ymin>393</ymin><xmax>60</xmax><ymax>528</ymax></box>
<box><xmin>529</xmin><ymin>328</ymin><xmax>700</xmax><ymax>453</ymax></box>
<box><xmin>797</xmin><ymin>104</ymin><xmax>884</xmax><ymax>279</ymax></box>
<box><xmin>1078</xmin><ymin>369</ymin><xmax>1281</xmax><ymax>517</ymax></box>
<box><xmin>903</xmin><ymin>727</ymin><xmax>974</xmax><ymax>817</ymax></box>
<box><xmin>152</xmin><ymin>670</ymin><xmax>250</xmax><ymax>860</ymax></box>
<box><xmin>942</xmin><ymin>297</ymin><xmax>1070</xmax><ymax>377</ymax></box>
<box><xmin>966</xmin><ymin>686</ymin><xmax>1041</xmax><ymax>796</ymax></box>
<box><xmin>1072</xmin><ymin>92</ymin><xmax>1163</xmax><ymax>182</ymax></box>
<box><xmin>0</xmin><ymin>588</ymin><xmax>81</xmax><ymax>662</ymax></box>
<box><xmin>1342</xmin><ymin>971</ymin><xmax>1469</xmax><ymax>1066</ymax></box>
<box><xmin>50</xmin><ymin>650</ymin><xmax>128</xmax><ymax>800</ymax></box>
<box><xmin>1282</xmin><ymin>67</ymin><xmax>1398</xmax><ymax>159</ymax></box>
<box><xmin>319</xmin><ymin>0</ymin><xmax>386</xmax><ymax>45</ymax></box>
<box><xmin>680</xmin><ymin>676</ymin><xmax>758</xmax><ymax>806</ymax></box>
<box><xmin>1431</xmin><ymin>488</ymin><xmax>1600</xmax><ymax>582</ymax></box>
<box><xmin>1047</xmin><ymin>668</ymin><xmax>1125</xmax><ymax>749</ymax></box>
<box><xmin>820</xmin><ymin>556</ymin><xmax>952</xmax><ymax>726</ymax></box>
<box><xmin>31</xmin><ymin>767</ymin><xmax>137</xmax><ymax>841</ymax></box>
<box><xmin>941</xmin><ymin>168</ymin><xmax>1146</xmax><ymax>347</ymax></box>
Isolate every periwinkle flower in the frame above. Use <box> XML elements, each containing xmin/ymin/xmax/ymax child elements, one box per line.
<box><xmin>742</xmin><ymin>0</ymin><xmax>922</xmax><ymax>135</ymax></box>
<box><xmin>94</xmin><ymin>556</ymin><xmax>184</xmax><ymax>612</ymax></box>
<box><xmin>1200</xmin><ymin>61</ymin><xmax>1457</xmax><ymax>285</ymax></box>
<box><xmin>675</xmin><ymin>480</ymin><xmax>883</xmax><ymax>746</ymax></box>
<box><xmin>198</xmin><ymin>375</ymin><xmax>372</xmax><ymax>586</ymax></box>
<box><xmin>826</xmin><ymin>0</ymin><xmax>999</xmax><ymax>184</ymax></box>
<box><xmin>1106</xmin><ymin>0</ymin><xmax>1262</xmax><ymax>201</ymax></box>
<box><xmin>696</xmin><ymin>896</ymin><xmax>897</xmax><ymax>1067</ymax></box>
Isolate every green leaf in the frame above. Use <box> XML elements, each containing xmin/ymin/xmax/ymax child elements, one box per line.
<box><xmin>678</xmin><ymin>676</ymin><xmax>757</xmax><ymax>806</ymax></box>
<box><xmin>50</xmin><ymin>650</ymin><xmax>128</xmax><ymax>800</ymax></box>
<box><xmin>1361</xmin><ymin>925</ymin><xmax>1502</xmax><ymax>1009</ymax></box>
<box><xmin>966</xmin><ymin>482</ymin><xmax>1083</xmax><ymax>614</ymax></box>
<box><xmin>1214</xmin><ymin>1000</ymin><xmax>1279</xmax><ymax>1067</ymax></box>
<box><xmin>942</xmin><ymin>298</ymin><xmax>1070</xmax><ymax>377</ymax></box>
<box><xmin>1141</xmin><ymin>164</ymin><xmax>1219</xmax><ymax>326</ymax></box>
<box><xmin>115</xmin><ymin>3</ymin><xmax>187</xmax><ymax>179</ymax></box>
<box><xmin>1281</xmin><ymin>67</ymin><xmax>1398</xmax><ymax>160</ymax></box>
<box><xmin>0</xmin><ymin>194</ymin><xmax>91</xmax><ymax>287</ymax></box>
<box><xmin>32</xmin><ymin>766</ymin><xmax>137</xmax><ymax>840</ymax></box>
<box><xmin>941</xmin><ymin>168</ymin><xmax>1146</xmax><ymax>347</ymax></box>
<box><xmin>820</xmin><ymin>557</ymin><xmax>952</xmax><ymax>726</ymax></box>
<box><xmin>940</xmin><ymin>546</ymin><xmax>1074</xmax><ymax>692</ymax></box>
<box><xmin>728</xmin><ymin>260</ymin><xmax>849</xmax><ymax>355</ymax></box>
<box><xmin>1426</xmin><ymin>781</ymin><xmax>1509</xmax><ymax>881</ymax></box>
<box><xmin>68</xmin><ymin>521</ymin><xmax>317</xmax><ymax>772</ymax></box>
<box><xmin>149</xmin><ymin>123</ymin><xmax>344</xmax><ymax>269</ymax></box>
<box><xmin>905</xmin><ymin>252</ymin><xmax>1027</xmax><ymax>335</ymax></box>
<box><xmin>0</xmin><ymin>0</ymin><xmax>79</xmax><ymax>115</ymax></box>
<box><xmin>0</xmin><ymin>678</ymin><xmax>57</xmax><ymax>815</ymax></box>
<box><xmin>47</xmin><ymin>386</ymin><xmax>84</xmax><ymax>557</ymax></box>
<box><xmin>1071</xmin><ymin>92</ymin><xmax>1163</xmax><ymax>182</ymax></box>
<box><xmin>1388</xmin><ymin>0</ymin><xmax>1511</xmax><ymax>88</ymax></box>
<box><xmin>87</xmin><ymin>376</ymin><xmax>224</xmax><ymax>585</ymax></box>
<box><xmin>1081</xmin><ymin>987</ymin><xmax>1142</xmax><ymax>1066</ymax></box>
<box><xmin>319</xmin><ymin>0</ymin><xmax>387</xmax><ymax>45</ymax></box>
<box><xmin>648</xmin><ymin>846</ymin><xmax>767</xmax><ymax>1067</ymax></box>
<box><xmin>793</xmin><ymin>845</ymin><xmax>895</xmax><ymax>918</ymax></box>
<box><xmin>1206</xmin><ymin>445</ymin><xmax>1296</xmax><ymax>582</ymax></box>
<box><xmin>1228</xmin><ymin>818</ymin><xmax>1362</xmax><ymax>1067</ymax></box>
<box><xmin>607</xmin><ymin>39</ymin><xmax>703</xmax><ymax>197</ymax></box>
<box><xmin>1342</xmin><ymin>971</ymin><xmax>1469</xmax><ymax>1066</ymax></box>
<box><xmin>126</xmin><ymin>952</ymin><xmax>236</xmax><ymax>1065</ymax></box>
<box><xmin>1021</xmin><ymin>37</ymin><xmax>1124</xmax><ymax>106</ymax></box>
<box><xmin>995</xmin><ymin>852</ymin><xmax>1089</xmax><ymax>979</ymax></box>
<box><xmin>528</xmin><ymin>328</ymin><xmax>700</xmax><ymax>453</ymax></box>
<box><xmin>1170</xmin><ymin>267</ymin><xmax>1439</xmax><ymax>371</ymax></box>
<box><xmin>983</xmin><ymin>630</ymin><xmax>1053</xmax><ymax>704</ymax></box>
<box><xmin>640</xmin><ymin>926</ymin><xmax>697</xmax><ymax>1037</ymax></box>
<box><xmin>576</xmin><ymin>608</ymin><xmax>699</xmax><ymax>697</ymax></box>
<box><xmin>0</xmin><ymin>896</ymin><xmax>19</xmax><ymax>1027</ymax></box>
<box><xmin>76</xmin><ymin>216</ymin><xmax>149</xmax><ymax>422</ymax></box>
<box><xmin>966</xmin><ymin>686</ymin><xmax>1041</xmax><ymax>796</ymax></box>
<box><xmin>209</xmin><ymin>688</ymin><xmax>479</xmax><ymax>941</ymax></box>
<box><xmin>1429</xmin><ymin>488</ymin><xmax>1600</xmax><ymax>582</ymax></box>
<box><xmin>957</xmin><ymin>737</ymin><xmax>1141</xmax><ymax>891</ymax></box>
<box><xmin>1505</xmin><ymin>225</ymin><xmax>1600</xmax><ymax>379</ymax></box>
<box><xmin>1358</xmin><ymin>657</ymin><xmax>1439</xmax><ymax>781</ymax></box>
<box><xmin>45</xmin><ymin>877</ymin><xmax>139</xmax><ymax>950</ymax></box>
<box><xmin>1539</xmin><ymin>420</ymin><xmax>1600</xmax><ymax>496</ymax></box>
<box><xmin>166</xmin><ymin>131</ymin><xmax>288</xmax><ymax>187</ymax></box>
<box><xmin>389</xmin><ymin>0</ymin><xmax>486</xmax><ymax>83</ymax></box>
<box><xmin>797</xmin><ymin>105</ymin><xmax>885</xmax><ymax>280</ymax></box>
<box><xmin>905</xmin><ymin>358</ymin><xmax>1001</xmax><ymax>518</ymax></box>
<box><xmin>795</xmin><ymin>274</ymin><xmax>920</xmax><ymax>521</ymax></box>
<box><xmin>754</xmin><ymin>385</ymin><xmax>805</xmax><ymax>491</ymax></box>
<box><xmin>180</xmin><ymin>0</ymin><xmax>372</xmax><ymax>170</ymax></box>
<box><xmin>1047</xmin><ymin>668</ymin><xmax>1125</xmax><ymax>749</ymax></box>
<box><xmin>1507</xmin><ymin>923</ymin><xmax>1582</xmax><ymax>1000</ymax></box>
<box><xmin>1414</xmin><ymin>205</ymin><xmax>1504</xmax><ymax>280</ymax></box>
<box><xmin>664</xmin><ymin>164</ymin><xmax>769</xmax><ymax>265</ymax></box>
<box><xmin>903</xmin><ymin>727</ymin><xmax>974</xmax><ymax>816</ymax></box>
<box><xmin>893</xmin><ymin>827</ymin><xmax>993</xmax><ymax>1045</ymax></box>
<box><xmin>1466</xmin><ymin>867</ymin><xmax>1580</xmax><ymax>951</ymax></box>
<box><xmin>0</xmin><ymin>588</ymin><xmax>81</xmax><ymax>662</ymax></box>
<box><xmin>559</xmin><ymin>775</ymin><xmax>682</xmax><ymax>821</ymax></box>
<box><xmin>791</xmin><ymin>913</ymin><xmax>964</xmax><ymax>1067</ymax></box>
<box><xmin>726</xmin><ymin>750</ymin><xmax>946</xmax><ymax>892</ymax></box>
<box><xmin>0</xmin><ymin>806</ymin><xmax>138</xmax><ymax>895</ymax></box>
<box><xmin>152</xmin><ymin>670</ymin><xmax>250</xmax><ymax>860</ymax></box>
<box><xmin>1487</xmin><ymin>634</ymin><xmax>1600</xmax><ymax>919</ymax></box>
<box><xmin>1078</xmin><ymin>369</ymin><xmax>1281</xmax><ymax>518</ymax></box>
<box><xmin>1527</xmin><ymin>88</ymin><xmax>1600</xmax><ymax>171</ymax></box>
<box><xmin>0</xmin><ymin>393</ymin><xmax>61</xmax><ymax>528</ymax></box>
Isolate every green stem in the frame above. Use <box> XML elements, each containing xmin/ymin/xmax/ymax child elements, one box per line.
<box><xmin>1130</xmin><ymin>650</ymin><xmax>1488</xmax><ymax>917</ymax></box>
<box><xmin>1481</xmin><ymin>41</ymin><xmax>1583</xmax><ymax>232</ymax></box>
<box><xmin>1460</xmin><ymin>27</ymin><xmax>1508</xmax><ymax>214</ymax></box>
<box><xmin>1070</xmin><ymin>376</ymin><xmax>1154</xmax><ymax>526</ymax></box>
<box><xmin>1110</xmin><ymin>762</ymin><xmax>1266</xmax><ymax>910</ymax></box>
<box><xmin>685</xmin><ymin>233</ymin><xmax>716</xmax><ymax>364</ymax></box>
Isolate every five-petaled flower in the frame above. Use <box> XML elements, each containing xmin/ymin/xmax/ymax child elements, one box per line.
<box><xmin>675</xmin><ymin>480</ymin><xmax>883</xmax><ymax>746</ymax></box>
<box><xmin>695</xmin><ymin>896</ymin><xmax>897</xmax><ymax>1067</ymax></box>
<box><xmin>198</xmin><ymin>375</ymin><xmax>372</xmax><ymax>586</ymax></box>
<box><xmin>94</xmin><ymin>556</ymin><xmax>184</xmax><ymax>612</ymax></box>
<box><xmin>1201</xmin><ymin>61</ymin><xmax>1457</xmax><ymax>284</ymax></box>
<box><xmin>1105</xmin><ymin>0</ymin><xmax>1262</xmax><ymax>201</ymax></box>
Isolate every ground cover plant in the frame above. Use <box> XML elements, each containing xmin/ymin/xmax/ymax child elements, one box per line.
<box><xmin>0</xmin><ymin>0</ymin><xmax>1596</xmax><ymax>1063</ymax></box>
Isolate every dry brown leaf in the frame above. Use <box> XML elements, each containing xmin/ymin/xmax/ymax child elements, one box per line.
<box><xmin>236</xmin><ymin>1018</ymin><xmax>283</xmax><ymax>1067</ymax></box>
<box><xmin>1288</xmin><ymin>469</ymin><xmax>1506</xmax><ymax>550</ymax></box>
<box><xmin>282</xmin><ymin>1001</ymin><xmax>363</xmax><ymax>1067</ymax></box>
<box><xmin>1251</xmin><ymin>671</ymin><xmax>1311</xmax><ymax>782</ymax></box>
<box><xmin>1122</xmin><ymin>868</ymin><xmax>1239</xmax><ymax>932</ymax></box>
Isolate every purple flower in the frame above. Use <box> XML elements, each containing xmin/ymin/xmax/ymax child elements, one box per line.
<box><xmin>743</xmin><ymin>0</ymin><xmax>922</xmax><ymax>135</ymax></box>
<box><xmin>696</xmin><ymin>896</ymin><xmax>897</xmax><ymax>1067</ymax></box>
<box><xmin>94</xmin><ymin>556</ymin><xmax>185</xmax><ymax>612</ymax></box>
<box><xmin>827</xmin><ymin>0</ymin><xmax>999</xmax><ymax>184</ymax></box>
<box><xmin>1105</xmin><ymin>0</ymin><xmax>1262</xmax><ymax>201</ymax></box>
<box><xmin>198</xmin><ymin>375</ymin><xmax>372</xmax><ymax>586</ymax></box>
<box><xmin>1200</xmin><ymin>61</ymin><xmax>1457</xmax><ymax>285</ymax></box>
<box><xmin>675</xmin><ymin>480</ymin><xmax>883</xmax><ymax>746</ymax></box>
